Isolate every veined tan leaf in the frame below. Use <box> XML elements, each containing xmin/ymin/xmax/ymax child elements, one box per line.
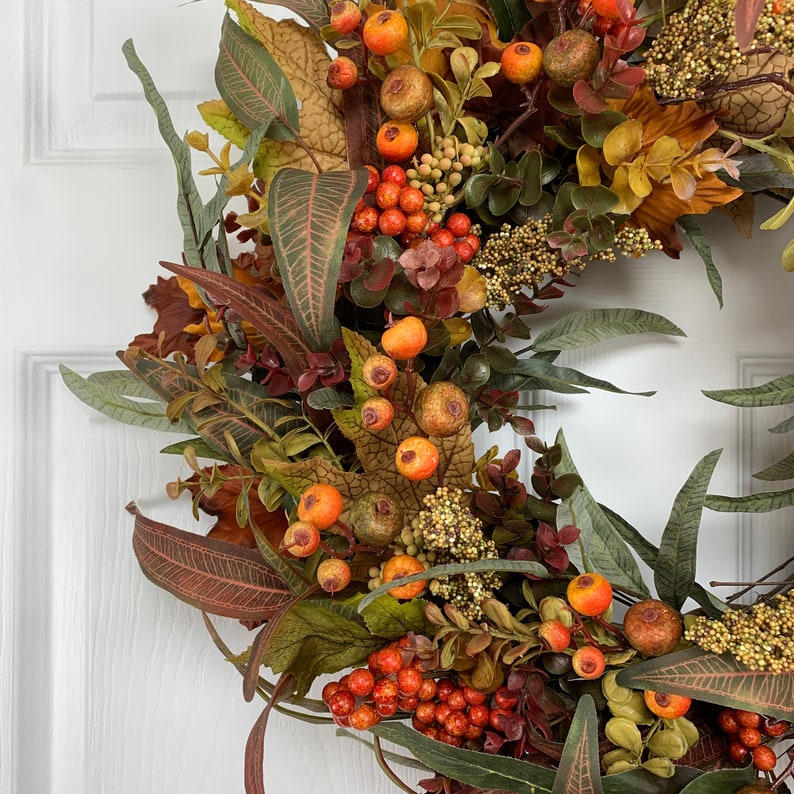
<box><xmin>228</xmin><ymin>0</ymin><xmax>347</xmax><ymax>176</ymax></box>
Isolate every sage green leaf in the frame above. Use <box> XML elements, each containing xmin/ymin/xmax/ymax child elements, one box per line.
<box><xmin>268</xmin><ymin>167</ymin><xmax>370</xmax><ymax>351</ymax></box>
<box><xmin>580</xmin><ymin>111</ymin><xmax>627</xmax><ymax>149</ymax></box>
<box><xmin>485</xmin><ymin>0</ymin><xmax>532</xmax><ymax>40</ymax></box>
<box><xmin>678</xmin><ymin>215</ymin><xmax>723</xmax><ymax>308</ymax></box>
<box><xmin>706</xmin><ymin>488</ymin><xmax>794</xmax><ymax>512</ymax></box>
<box><xmin>85</xmin><ymin>369</ymin><xmax>164</xmax><ymax>399</ymax></box>
<box><xmin>361</xmin><ymin>596</ymin><xmax>429</xmax><ymax>639</ymax></box>
<box><xmin>676</xmin><ymin>766</ymin><xmax>756</xmax><ymax>794</ymax></box>
<box><xmin>249</xmin><ymin>0</ymin><xmax>329</xmax><ymax>33</ymax></box>
<box><xmin>263</xmin><ymin>601</ymin><xmax>384</xmax><ymax>697</ymax></box>
<box><xmin>616</xmin><ymin>647</ymin><xmax>794</xmax><ymax>721</ymax></box>
<box><xmin>769</xmin><ymin>414</ymin><xmax>794</xmax><ymax>434</ymax></box>
<box><xmin>372</xmin><ymin>722</ymin><xmax>557</xmax><ymax>793</ymax></box>
<box><xmin>531</xmin><ymin>309</ymin><xmax>685</xmax><ymax>352</ymax></box>
<box><xmin>753</xmin><ymin>449</ymin><xmax>794</xmax><ymax>481</ymax></box>
<box><xmin>552</xmin><ymin>696</ymin><xmax>603</xmax><ymax>794</ymax></box>
<box><xmin>357</xmin><ymin>559</ymin><xmax>548</xmax><ymax>612</ymax></box>
<box><xmin>655</xmin><ymin>449</ymin><xmax>722</xmax><ymax>610</ymax></box>
<box><xmin>703</xmin><ymin>372</ymin><xmax>794</xmax><ymax>406</ymax></box>
<box><xmin>571</xmin><ymin>185</ymin><xmax>619</xmax><ymax>216</ymax></box>
<box><xmin>60</xmin><ymin>365</ymin><xmax>194</xmax><ymax>434</ymax></box>
<box><xmin>215</xmin><ymin>14</ymin><xmax>298</xmax><ymax>139</ymax></box>
<box><xmin>723</xmin><ymin>152</ymin><xmax>794</xmax><ymax>191</ymax></box>
<box><xmin>160</xmin><ymin>438</ymin><xmax>234</xmax><ymax>461</ymax></box>
<box><xmin>556</xmin><ymin>431</ymin><xmax>650</xmax><ymax>597</ymax></box>
<box><xmin>306</xmin><ymin>387</ymin><xmax>355</xmax><ymax>410</ymax></box>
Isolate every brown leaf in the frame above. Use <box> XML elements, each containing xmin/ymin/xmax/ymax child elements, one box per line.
<box><xmin>721</xmin><ymin>192</ymin><xmax>755</xmax><ymax>239</ymax></box>
<box><xmin>182</xmin><ymin>464</ymin><xmax>288</xmax><ymax>549</ymax></box>
<box><xmin>129</xmin><ymin>506</ymin><xmax>293</xmax><ymax>620</ymax></box>
<box><xmin>129</xmin><ymin>276</ymin><xmax>204</xmax><ymax>363</ymax></box>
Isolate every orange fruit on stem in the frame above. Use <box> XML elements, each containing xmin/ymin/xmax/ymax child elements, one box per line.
<box><xmin>591</xmin><ymin>0</ymin><xmax>634</xmax><ymax>19</ymax></box>
<box><xmin>500</xmin><ymin>41</ymin><xmax>544</xmax><ymax>85</ymax></box>
<box><xmin>572</xmin><ymin>646</ymin><xmax>606</xmax><ymax>679</ymax></box>
<box><xmin>362</xmin><ymin>9</ymin><xmax>409</xmax><ymax>56</ymax></box>
<box><xmin>317</xmin><ymin>558</ymin><xmax>352</xmax><ymax>594</ymax></box>
<box><xmin>382</xmin><ymin>316</ymin><xmax>427</xmax><ymax>359</ymax></box>
<box><xmin>567</xmin><ymin>572</ymin><xmax>613</xmax><ymax>616</ymax></box>
<box><xmin>280</xmin><ymin>520</ymin><xmax>321</xmax><ymax>557</ymax></box>
<box><xmin>381</xmin><ymin>554</ymin><xmax>426</xmax><ymax>599</ymax></box>
<box><xmin>395</xmin><ymin>436</ymin><xmax>439</xmax><ymax>481</ymax></box>
<box><xmin>362</xmin><ymin>354</ymin><xmax>398</xmax><ymax>390</ymax></box>
<box><xmin>643</xmin><ymin>690</ymin><xmax>692</xmax><ymax>719</ymax></box>
<box><xmin>297</xmin><ymin>483</ymin><xmax>344</xmax><ymax>529</ymax></box>
<box><xmin>376</xmin><ymin>121</ymin><xmax>419</xmax><ymax>163</ymax></box>
<box><xmin>361</xmin><ymin>397</ymin><xmax>395</xmax><ymax>432</ymax></box>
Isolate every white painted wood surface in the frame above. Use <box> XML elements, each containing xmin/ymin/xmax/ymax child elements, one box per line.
<box><xmin>3</xmin><ymin>1</ymin><xmax>794</xmax><ymax>793</ymax></box>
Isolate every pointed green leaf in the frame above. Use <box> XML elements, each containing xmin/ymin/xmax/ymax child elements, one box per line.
<box><xmin>678</xmin><ymin>215</ymin><xmax>723</xmax><ymax>308</ymax></box>
<box><xmin>532</xmin><ymin>308</ymin><xmax>685</xmax><ymax>352</ymax></box>
<box><xmin>677</xmin><ymin>766</ymin><xmax>756</xmax><ymax>794</ymax></box>
<box><xmin>215</xmin><ymin>14</ymin><xmax>298</xmax><ymax>139</ymax></box>
<box><xmin>616</xmin><ymin>647</ymin><xmax>794</xmax><ymax>721</ymax></box>
<box><xmin>552</xmin><ymin>696</ymin><xmax>603</xmax><ymax>794</ymax></box>
<box><xmin>361</xmin><ymin>596</ymin><xmax>429</xmax><ymax>639</ymax></box>
<box><xmin>655</xmin><ymin>449</ymin><xmax>722</xmax><ymax>610</ymax></box>
<box><xmin>485</xmin><ymin>0</ymin><xmax>532</xmax><ymax>40</ymax></box>
<box><xmin>305</xmin><ymin>387</ymin><xmax>356</xmax><ymax>410</ymax></box>
<box><xmin>556</xmin><ymin>431</ymin><xmax>651</xmax><ymax>597</ymax></box>
<box><xmin>704</xmin><ymin>372</ymin><xmax>794</xmax><ymax>407</ymax></box>
<box><xmin>160</xmin><ymin>437</ymin><xmax>233</xmax><ymax>461</ymax></box>
<box><xmin>268</xmin><ymin>167</ymin><xmax>369</xmax><ymax>351</ymax></box>
<box><xmin>60</xmin><ymin>365</ymin><xmax>194</xmax><ymax>434</ymax></box>
<box><xmin>753</xmin><ymin>449</ymin><xmax>794</xmax><ymax>481</ymax></box>
<box><xmin>769</xmin><ymin>414</ymin><xmax>794</xmax><ymax>434</ymax></box>
<box><xmin>706</xmin><ymin>488</ymin><xmax>794</xmax><ymax>512</ymax></box>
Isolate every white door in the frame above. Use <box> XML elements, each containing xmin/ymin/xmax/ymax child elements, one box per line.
<box><xmin>3</xmin><ymin>2</ymin><xmax>793</xmax><ymax>793</ymax></box>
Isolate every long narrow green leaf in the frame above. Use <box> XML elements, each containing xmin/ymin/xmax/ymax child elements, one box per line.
<box><xmin>86</xmin><ymin>370</ymin><xmax>164</xmax><ymax>399</ymax></box>
<box><xmin>616</xmin><ymin>647</ymin><xmax>794</xmax><ymax>721</ymax></box>
<box><xmin>555</xmin><ymin>431</ymin><xmax>651</xmax><ymax>597</ymax></box>
<box><xmin>703</xmin><ymin>372</ymin><xmax>794</xmax><ymax>407</ymax></box>
<box><xmin>706</xmin><ymin>488</ymin><xmax>794</xmax><ymax>512</ymax></box>
<box><xmin>753</xmin><ymin>449</ymin><xmax>794</xmax><ymax>481</ymax></box>
<box><xmin>551</xmin><ymin>696</ymin><xmax>603</xmax><ymax>794</ymax></box>
<box><xmin>268</xmin><ymin>168</ymin><xmax>370</xmax><ymax>351</ymax></box>
<box><xmin>532</xmin><ymin>309</ymin><xmax>685</xmax><ymax>352</ymax></box>
<box><xmin>60</xmin><ymin>365</ymin><xmax>195</xmax><ymax>434</ymax></box>
<box><xmin>160</xmin><ymin>438</ymin><xmax>233</xmax><ymax>461</ymax></box>
<box><xmin>678</xmin><ymin>216</ymin><xmax>723</xmax><ymax>308</ymax></box>
<box><xmin>215</xmin><ymin>14</ymin><xmax>298</xmax><ymax>139</ymax></box>
<box><xmin>655</xmin><ymin>449</ymin><xmax>722</xmax><ymax>610</ymax></box>
<box><xmin>769</xmin><ymin>414</ymin><xmax>794</xmax><ymax>434</ymax></box>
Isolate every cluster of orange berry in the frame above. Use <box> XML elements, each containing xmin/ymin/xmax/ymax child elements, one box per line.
<box><xmin>718</xmin><ymin>708</ymin><xmax>789</xmax><ymax>772</ymax></box>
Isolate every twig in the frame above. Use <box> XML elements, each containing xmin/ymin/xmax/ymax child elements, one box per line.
<box><xmin>373</xmin><ymin>736</ymin><xmax>417</xmax><ymax>794</ymax></box>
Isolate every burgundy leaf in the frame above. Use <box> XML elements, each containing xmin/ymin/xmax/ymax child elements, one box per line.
<box><xmin>129</xmin><ymin>505</ymin><xmax>293</xmax><ymax>620</ymax></box>
<box><xmin>572</xmin><ymin>81</ymin><xmax>608</xmax><ymax>114</ymax></box>
<box><xmin>159</xmin><ymin>262</ymin><xmax>314</xmax><ymax>381</ymax></box>
<box><xmin>363</xmin><ymin>258</ymin><xmax>395</xmax><ymax>291</ymax></box>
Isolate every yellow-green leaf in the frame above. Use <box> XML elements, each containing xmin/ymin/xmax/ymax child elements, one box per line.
<box><xmin>627</xmin><ymin>156</ymin><xmax>652</xmax><ymax>198</ymax></box>
<box><xmin>576</xmin><ymin>144</ymin><xmax>602</xmax><ymax>187</ymax></box>
<box><xmin>602</xmin><ymin>120</ymin><xmax>643</xmax><ymax>167</ymax></box>
<box><xmin>609</xmin><ymin>166</ymin><xmax>644</xmax><ymax>215</ymax></box>
<box><xmin>198</xmin><ymin>99</ymin><xmax>251</xmax><ymax>150</ymax></box>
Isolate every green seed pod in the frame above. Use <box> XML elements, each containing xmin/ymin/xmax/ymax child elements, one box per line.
<box><xmin>349</xmin><ymin>492</ymin><xmax>403</xmax><ymax>546</ymax></box>
<box><xmin>602</xmin><ymin>670</ymin><xmax>633</xmax><ymax>705</ymax></box>
<box><xmin>670</xmin><ymin>716</ymin><xmax>699</xmax><ymax>749</ymax></box>
<box><xmin>641</xmin><ymin>758</ymin><xmax>676</xmax><ymax>778</ymax></box>
<box><xmin>647</xmin><ymin>729</ymin><xmax>688</xmax><ymax>760</ymax></box>
<box><xmin>605</xmin><ymin>760</ymin><xmax>637</xmax><ymax>776</ymax></box>
<box><xmin>608</xmin><ymin>691</ymin><xmax>656</xmax><ymax>724</ymax></box>
<box><xmin>539</xmin><ymin>596</ymin><xmax>574</xmax><ymax>627</ymax></box>
<box><xmin>605</xmin><ymin>717</ymin><xmax>643</xmax><ymax>754</ymax></box>
<box><xmin>601</xmin><ymin>748</ymin><xmax>637</xmax><ymax>771</ymax></box>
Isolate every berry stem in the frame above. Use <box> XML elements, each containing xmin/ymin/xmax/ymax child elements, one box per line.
<box><xmin>493</xmin><ymin>81</ymin><xmax>543</xmax><ymax>150</ymax></box>
<box><xmin>372</xmin><ymin>736</ymin><xmax>417</xmax><ymax>794</ymax></box>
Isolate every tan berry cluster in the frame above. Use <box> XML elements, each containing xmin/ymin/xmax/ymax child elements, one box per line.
<box><xmin>411</xmin><ymin>487</ymin><xmax>501</xmax><ymax>621</ymax></box>
<box><xmin>685</xmin><ymin>591</ymin><xmax>794</xmax><ymax>672</ymax></box>
<box><xmin>644</xmin><ymin>0</ymin><xmax>794</xmax><ymax>99</ymax></box>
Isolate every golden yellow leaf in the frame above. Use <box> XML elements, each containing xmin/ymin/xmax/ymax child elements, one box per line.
<box><xmin>228</xmin><ymin>0</ymin><xmax>347</xmax><ymax>176</ymax></box>
<box><xmin>610</xmin><ymin>166</ymin><xmax>644</xmax><ymax>216</ymax></box>
<box><xmin>443</xmin><ymin>317</ymin><xmax>472</xmax><ymax>346</ymax></box>
<box><xmin>456</xmin><ymin>266</ymin><xmax>486</xmax><ymax>313</ymax></box>
<box><xmin>576</xmin><ymin>145</ymin><xmax>602</xmax><ymax>187</ymax></box>
<box><xmin>627</xmin><ymin>155</ymin><xmax>652</xmax><ymax>199</ymax></box>
<box><xmin>602</xmin><ymin>120</ymin><xmax>643</xmax><ymax>167</ymax></box>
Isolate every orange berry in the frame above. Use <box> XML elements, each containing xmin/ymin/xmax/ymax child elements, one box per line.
<box><xmin>591</xmin><ymin>0</ymin><xmax>634</xmax><ymax>19</ymax></box>
<box><xmin>382</xmin><ymin>165</ymin><xmax>407</xmax><ymax>186</ymax></box>
<box><xmin>362</xmin><ymin>354</ymin><xmax>398</xmax><ymax>390</ymax></box>
<box><xmin>453</xmin><ymin>240</ymin><xmax>475</xmax><ymax>263</ymax></box>
<box><xmin>500</xmin><ymin>41</ymin><xmax>544</xmax><ymax>85</ymax></box>
<box><xmin>395</xmin><ymin>436</ymin><xmax>439</xmax><ymax>481</ymax></box>
<box><xmin>445</xmin><ymin>212</ymin><xmax>472</xmax><ymax>238</ymax></box>
<box><xmin>297</xmin><ymin>483</ymin><xmax>344</xmax><ymax>529</ymax></box>
<box><xmin>571</xmin><ymin>646</ymin><xmax>606</xmax><ymax>679</ymax></box>
<box><xmin>538</xmin><ymin>619</ymin><xmax>572</xmax><ymax>652</ymax></box>
<box><xmin>405</xmin><ymin>209</ymin><xmax>429</xmax><ymax>233</ymax></box>
<box><xmin>376</xmin><ymin>121</ymin><xmax>419</xmax><ymax>163</ymax></box>
<box><xmin>430</xmin><ymin>228</ymin><xmax>455</xmax><ymax>248</ymax></box>
<box><xmin>280</xmin><ymin>520</ymin><xmax>321</xmax><ymax>557</ymax></box>
<box><xmin>364</xmin><ymin>164</ymin><xmax>380</xmax><ymax>194</ymax></box>
<box><xmin>329</xmin><ymin>0</ymin><xmax>362</xmax><ymax>33</ymax></box>
<box><xmin>317</xmin><ymin>557</ymin><xmax>352</xmax><ymax>594</ymax></box>
<box><xmin>463</xmin><ymin>233</ymin><xmax>480</xmax><ymax>254</ymax></box>
<box><xmin>381</xmin><ymin>554</ymin><xmax>427</xmax><ymax>599</ymax></box>
<box><xmin>375</xmin><ymin>180</ymin><xmax>401</xmax><ymax>209</ymax></box>
<box><xmin>381</xmin><ymin>315</ymin><xmax>427</xmax><ymax>359</ymax></box>
<box><xmin>361</xmin><ymin>396</ymin><xmax>395</xmax><ymax>431</ymax></box>
<box><xmin>327</xmin><ymin>56</ymin><xmax>358</xmax><ymax>90</ymax></box>
<box><xmin>643</xmin><ymin>690</ymin><xmax>692</xmax><ymax>719</ymax></box>
<box><xmin>362</xmin><ymin>9</ymin><xmax>408</xmax><ymax>56</ymax></box>
<box><xmin>752</xmin><ymin>745</ymin><xmax>778</xmax><ymax>772</ymax></box>
<box><xmin>378</xmin><ymin>207</ymin><xmax>407</xmax><ymax>236</ymax></box>
<box><xmin>351</xmin><ymin>205</ymin><xmax>379</xmax><ymax>233</ymax></box>
<box><xmin>348</xmin><ymin>703</ymin><xmax>381</xmax><ymax>730</ymax></box>
<box><xmin>566</xmin><ymin>572</ymin><xmax>613</xmax><ymax>616</ymax></box>
<box><xmin>399</xmin><ymin>186</ymin><xmax>425</xmax><ymax>214</ymax></box>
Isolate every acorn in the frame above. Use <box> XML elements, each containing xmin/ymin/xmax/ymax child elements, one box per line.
<box><xmin>623</xmin><ymin>598</ymin><xmax>682</xmax><ymax>657</ymax></box>
<box><xmin>413</xmin><ymin>382</ymin><xmax>469</xmax><ymax>438</ymax></box>
<box><xmin>349</xmin><ymin>492</ymin><xmax>403</xmax><ymax>546</ymax></box>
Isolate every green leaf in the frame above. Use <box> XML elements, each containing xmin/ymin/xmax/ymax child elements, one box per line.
<box><xmin>706</xmin><ymin>488</ymin><xmax>794</xmax><ymax>512</ymax></box>
<box><xmin>215</xmin><ymin>14</ymin><xmax>298</xmax><ymax>139</ymax></box>
<box><xmin>703</xmin><ymin>372</ymin><xmax>794</xmax><ymax>407</ymax></box>
<box><xmin>678</xmin><ymin>216</ymin><xmax>723</xmax><ymax>308</ymax></box>
<box><xmin>571</xmin><ymin>185</ymin><xmax>619</xmax><ymax>216</ymax></box>
<box><xmin>770</xmin><ymin>414</ymin><xmax>794</xmax><ymax>434</ymax></box>
<box><xmin>263</xmin><ymin>601</ymin><xmax>384</xmax><ymax>697</ymax></box>
<box><xmin>371</xmin><ymin>722</ymin><xmax>557</xmax><ymax>793</ymax></box>
<box><xmin>306</xmin><ymin>387</ymin><xmax>356</xmax><ymax>410</ymax></box>
<box><xmin>361</xmin><ymin>596</ymin><xmax>429</xmax><ymax>639</ymax></box>
<box><xmin>357</xmin><ymin>559</ymin><xmax>548</xmax><ymax>612</ymax></box>
<box><xmin>616</xmin><ymin>647</ymin><xmax>794</xmax><ymax>721</ymax></box>
<box><xmin>268</xmin><ymin>167</ymin><xmax>370</xmax><ymax>351</ymax></box>
<box><xmin>531</xmin><ymin>309</ymin><xmax>685</xmax><ymax>352</ymax></box>
<box><xmin>555</xmin><ymin>431</ymin><xmax>651</xmax><ymax>597</ymax></box>
<box><xmin>248</xmin><ymin>0</ymin><xmax>329</xmax><ymax>33</ymax></box>
<box><xmin>655</xmin><ymin>449</ymin><xmax>722</xmax><ymax>610</ymax></box>
<box><xmin>160</xmin><ymin>437</ymin><xmax>234</xmax><ymax>461</ymax></box>
<box><xmin>753</xmin><ymin>449</ymin><xmax>794</xmax><ymax>481</ymax></box>
<box><xmin>551</xmin><ymin>695</ymin><xmax>603</xmax><ymax>794</ymax></box>
<box><xmin>519</xmin><ymin>150</ymin><xmax>543</xmax><ymax>207</ymax></box>
<box><xmin>676</xmin><ymin>766</ymin><xmax>756</xmax><ymax>794</ymax></box>
<box><xmin>722</xmin><ymin>152</ymin><xmax>794</xmax><ymax>191</ymax></box>
<box><xmin>60</xmin><ymin>365</ymin><xmax>195</xmax><ymax>434</ymax></box>
<box><xmin>485</xmin><ymin>0</ymin><xmax>531</xmax><ymax>39</ymax></box>
<box><xmin>580</xmin><ymin>111</ymin><xmax>627</xmax><ymax>149</ymax></box>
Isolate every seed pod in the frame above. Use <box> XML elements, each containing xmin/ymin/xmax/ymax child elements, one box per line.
<box><xmin>641</xmin><ymin>758</ymin><xmax>676</xmax><ymax>778</ymax></box>
<box><xmin>647</xmin><ymin>729</ymin><xmax>688</xmax><ymax>760</ymax></box>
<box><xmin>624</xmin><ymin>598</ymin><xmax>682</xmax><ymax>656</ymax></box>
<box><xmin>414</xmin><ymin>381</ymin><xmax>469</xmax><ymax>437</ymax></box>
<box><xmin>349</xmin><ymin>492</ymin><xmax>403</xmax><ymax>546</ymax></box>
<box><xmin>605</xmin><ymin>717</ymin><xmax>643</xmax><ymax>754</ymax></box>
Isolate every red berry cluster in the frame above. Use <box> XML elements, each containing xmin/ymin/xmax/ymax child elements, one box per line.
<box><xmin>718</xmin><ymin>708</ymin><xmax>788</xmax><ymax>772</ymax></box>
<box><xmin>351</xmin><ymin>165</ymin><xmax>429</xmax><ymax>238</ymax></box>
<box><xmin>322</xmin><ymin>640</ymin><xmax>514</xmax><ymax>749</ymax></box>
<box><xmin>422</xmin><ymin>212</ymin><xmax>480</xmax><ymax>263</ymax></box>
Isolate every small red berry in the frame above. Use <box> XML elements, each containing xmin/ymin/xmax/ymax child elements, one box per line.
<box><xmin>347</xmin><ymin>667</ymin><xmax>375</xmax><ymax>697</ymax></box>
<box><xmin>381</xmin><ymin>164</ymin><xmax>407</xmax><ymax>186</ymax></box>
<box><xmin>444</xmin><ymin>710</ymin><xmax>469</xmax><ymax>737</ymax></box>
<box><xmin>399</xmin><ymin>185</ymin><xmax>425</xmax><ymax>213</ymax></box>
<box><xmin>718</xmin><ymin>708</ymin><xmax>740</xmax><ymax>734</ymax></box>
<box><xmin>435</xmin><ymin>702</ymin><xmax>452</xmax><ymax>725</ymax></box>
<box><xmin>351</xmin><ymin>205</ymin><xmax>379</xmax><ymax>233</ymax></box>
<box><xmin>417</xmin><ymin>678</ymin><xmax>437</xmax><ymax>701</ymax></box>
<box><xmin>348</xmin><ymin>703</ymin><xmax>381</xmax><ymax>730</ymax></box>
<box><xmin>376</xmin><ymin>699</ymin><xmax>399</xmax><ymax>717</ymax></box>
<box><xmin>436</xmin><ymin>678</ymin><xmax>455</xmax><ymax>702</ymax></box>
<box><xmin>398</xmin><ymin>694</ymin><xmax>419</xmax><ymax>712</ymax></box>
<box><xmin>468</xmin><ymin>703</ymin><xmax>490</xmax><ymax>727</ymax></box>
<box><xmin>327</xmin><ymin>56</ymin><xmax>358</xmax><ymax>90</ymax></box>
<box><xmin>375</xmin><ymin>180</ymin><xmax>401</xmax><ymax>209</ymax></box>
<box><xmin>489</xmin><ymin>707</ymin><xmax>513</xmax><ymax>732</ymax></box>
<box><xmin>329</xmin><ymin>0</ymin><xmax>362</xmax><ymax>34</ymax></box>
<box><xmin>753</xmin><ymin>744</ymin><xmax>777</xmax><ymax>772</ymax></box>
<box><xmin>430</xmin><ymin>228</ymin><xmax>455</xmax><ymax>248</ymax></box>
<box><xmin>439</xmin><ymin>730</ymin><xmax>463</xmax><ymax>747</ymax></box>
<box><xmin>378</xmin><ymin>207</ymin><xmax>407</xmax><ymax>236</ymax></box>
<box><xmin>447</xmin><ymin>688</ymin><xmax>468</xmax><ymax>712</ymax></box>
<box><xmin>415</xmin><ymin>701</ymin><xmax>436</xmax><ymax>723</ymax></box>
<box><xmin>761</xmin><ymin>716</ymin><xmax>789</xmax><ymax>737</ymax></box>
<box><xmin>453</xmin><ymin>240</ymin><xmax>475</xmax><ymax>263</ymax></box>
<box><xmin>328</xmin><ymin>689</ymin><xmax>356</xmax><ymax>718</ymax></box>
<box><xmin>738</xmin><ymin>727</ymin><xmax>762</xmax><ymax>748</ymax></box>
<box><xmin>493</xmin><ymin>686</ymin><xmax>519</xmax><ymax>710</ymax></box>
<box><xmin>404</xmin><ymin>209</ymin><xmax>428</xmax><ymax>233</ymax></box>
<box><xmin>371</xmin><ymin>646</ymin><xmax>403</xmax><ymax>676</ymax></box>
<box><xmin>445</xmin><ymin>212</ymin><xmax>472</xmax><ymax>238</ymax></box>
<box><xmin>463</xmin><ymin>686</ymin><xmax>487</xmax><ymax>706</ymax></box>
<box><xmin>464</xmin><ymin>724</ymin><xmax>484</xmax><ymax>740</ymax></box>
<box><xmin>728</xmin><ymin>740</ymin><xmax>751</xmax><ymax>765</ymax></box>
<box><xmin>463</xmin><ymin>233</ymin><xmax>480</xmax><ymax>254</ymax></box>
<box><xmin>396</xmin><ymin>667</ymin><xmax>423</xmax><ymax>696</ymax></box>
<box><xmin>364</xmin><ymin>165</ymin><xmax>380</xmax><ymax>194</ymax></box>
<box><xmin>736</xmin><ymin>710</ymin><xmax>762</xmax><ymax>729</ymax></box>
<box><xmin>372</xmin><ymin>678</ymin><xmax>399</xmax><ymax>704</ymax></box>
<box><xmin>322</xmin><ymin>681</ymin><xmax>344</xmax><ymax>704</ymax></box>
